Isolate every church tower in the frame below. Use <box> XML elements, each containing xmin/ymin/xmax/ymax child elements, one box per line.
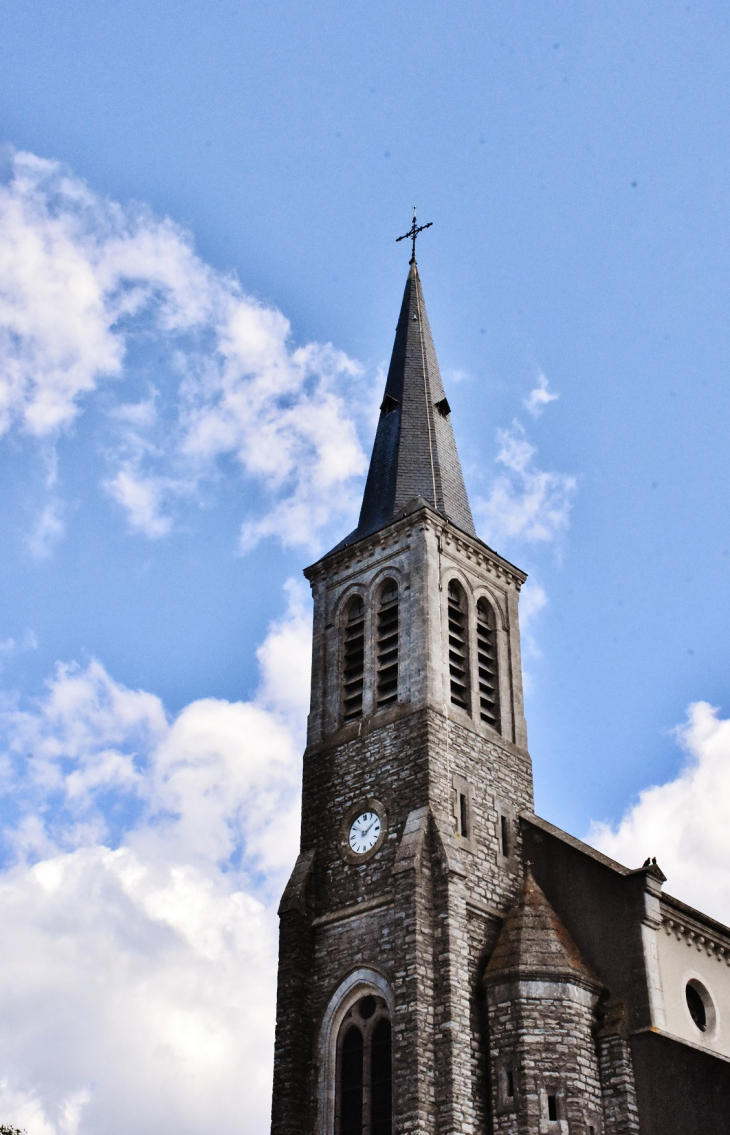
<box><xmin>272</xmin><ymin>232</ymin><xmax>730</xmax><ymax>1135</ymax></box>
<box><xmin>270</xmin><ymin>244</ymin><xmax>534</xmax><ymax>1135</ymax></box>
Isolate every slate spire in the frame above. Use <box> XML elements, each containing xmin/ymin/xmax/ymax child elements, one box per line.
<box><xmin>335</xmin><ymin>261</ymin><xmax>476</xmax><ymax>551</ymax></box>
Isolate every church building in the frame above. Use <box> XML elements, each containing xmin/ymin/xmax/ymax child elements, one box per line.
<box><xmin>270</xmin><ymin>237</ymin><xmax>730</xmax><ymax>1135</ymax></box>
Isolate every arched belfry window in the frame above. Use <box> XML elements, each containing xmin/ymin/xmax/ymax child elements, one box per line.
<box><xmin>476</xmin><ymin>598</ymin><xmax>500</xmax><ymax>731</ymax></box>
<box><xmin>447</xmin><ymin>580</ymin><xmax>470</xmax><ymax>711</ymax></box>
<box><xmin>342</xmin><ymin>596</ymin><xmax>365</xmax><ymax>721</ymax></box>
<box><xmin>336</xmin><ymin>996</ymin><xmax>392</xmax><ymax>1135</ymax></box>
<box><xmin>376</xmin><ymin>580</ymin><xmax>399</xmax><ymax>708</ymax></box>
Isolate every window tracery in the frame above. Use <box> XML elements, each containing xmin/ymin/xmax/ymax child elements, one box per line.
<box><xmin>336</xmin><ymin>995</ymin><xmax>392</xmax><ymax>1135</ymax></box>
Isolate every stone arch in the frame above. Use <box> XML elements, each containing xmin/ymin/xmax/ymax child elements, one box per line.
<box><xmin>472</xmin><ymin>582</ymin><xmax>508</xmax><ymax>631</ymax></box>
<box><xmin>317</xmin><ymin>968</ymin><xmax>394</xmax><ymax>1135</ymax></box>
<box><xmin>367</xmin><ymin>564</ymin><xmax>403</xmax><ymax>598</ymax></box>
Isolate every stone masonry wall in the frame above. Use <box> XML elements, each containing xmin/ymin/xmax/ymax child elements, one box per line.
<box><xmin>271</xmin><ymin>705</ymin><xmax>534</xmax><ymax>1135</ymax></box>
<box><xmin>596</xmin><ymin>1032</ymin><xmax>641</xmax><ymax>1135</ymax></box>
<box><xmin>486</xmin><ymin>978</ymin><xmax>604</xmax><ymax>1135</ymax></box>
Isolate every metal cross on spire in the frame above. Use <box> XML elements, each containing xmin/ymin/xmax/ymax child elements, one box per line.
<box><xmin>396</xmin><ymin>207</ymin><xmax>433</xmax><ymax>263</ymax></box>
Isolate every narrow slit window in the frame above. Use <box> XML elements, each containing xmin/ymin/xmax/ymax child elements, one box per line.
<box><xmin>500</xmin><ymin>814</ymin><xmax>510</xmax><ymax>857</ymax></box>
<box><xmin>506</xmin><ymin>1070</ymin><xmax>514</xmax><ymax>1098</ymax></box>
<box><xmin>547</xmin><ymin>1095</ymin><xmax>557</xmax><ymax>1122</ymax></box>
<box><xmin>447</xmin><ymin>581</ymin><xmax>470</xmax><ymax>710</ymax></box>
<box><xmin>343</xmin><ymin>597</ymin><xmax>365</xmax><ymax>721</ymax></box>
<box><xmin>376</xmin><ymin>580</ymin><xmax>399</xmax><ymax>708</ymax></box>
<box><xmin>476</xmin><ymin>598</ymin><xmax>500</xmax><ymax>730</ymax></box>
<box><xmin>459</xmin><ymin>793</ymin><xmax>469</xmax><ymax>839</ymax></box>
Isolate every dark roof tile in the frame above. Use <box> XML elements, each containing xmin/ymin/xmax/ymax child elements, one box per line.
<box><xmin>330</xmin><ymin>261</ymin><xmax>475</xmax><ymax>554</ymax></box>
<box><xmin>484</xmin><ymin>870</ymin><xmax>601</xmax><ymax>989</ymax></box>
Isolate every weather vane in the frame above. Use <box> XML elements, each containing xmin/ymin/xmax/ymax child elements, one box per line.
<box><xmin>396</xmin><ymin>207</ymin><xmax>433</xmax><ymax>262</ymax></box>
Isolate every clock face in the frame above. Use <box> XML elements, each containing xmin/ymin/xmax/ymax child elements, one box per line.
<box><xmin>349</xmin><ymin>811</ymin><xmax>382</xmax><ymax>855</ymax></box>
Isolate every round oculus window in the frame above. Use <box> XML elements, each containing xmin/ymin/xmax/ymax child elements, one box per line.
<box><xmin>685</xmin><ymin>979</ymin><xmax>714</xmax><ymax>1034</ymax></box>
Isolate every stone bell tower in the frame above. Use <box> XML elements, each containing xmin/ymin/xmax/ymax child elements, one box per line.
<box><xmin>271</xmin><ymin>249</ymin><xmax>534</xmax><ymax>1135</ymax></box>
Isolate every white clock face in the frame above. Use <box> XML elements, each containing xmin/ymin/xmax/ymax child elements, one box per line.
<box><xmin>349</xmin><ymin>811</ymin><xmax>382</xmax><ymax>855</ymax></box>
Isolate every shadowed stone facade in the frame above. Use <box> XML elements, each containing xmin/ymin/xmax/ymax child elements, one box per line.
<box><xmin>271</xmin><ymin>257</ymin><xmax>730</xmax><ymax>1135</ymax></box>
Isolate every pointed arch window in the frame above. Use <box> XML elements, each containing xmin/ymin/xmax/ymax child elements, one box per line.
<box><xmin>447</xmin><ymin>580</ymin><xmax>470</xmax><ymax>710</ymax></box>
<box><xmin>476</xmin><ymin>598</ymin><xmax>500</xmax><ymax>731</ymax></box>
<box><xmin>342</xmin><ymin>596</ymin><xmax>365</xmax><ymax>721</ymax></box>
<box><xmin>340</xmin><ymin>1027</ymin><xmax>364</xmax><ymax>1135</ymax></box>
<box><xmin>336</xmin><ymin>996</ymin><xmax>392</xmax><ymax>1135</ymax></box>
<box><xmin>376</xmin><ymin>580</ymin><xmax>399</xmax><ymax>708</ymax></box>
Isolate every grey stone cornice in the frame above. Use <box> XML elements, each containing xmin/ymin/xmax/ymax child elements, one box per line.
<box><xmin>303</xmin><ymin>703</ymin><xmax>531</xmax><ymax>763</ymax></box>
<box><xmin>630</xmin><ymin>1025</ymin><xmax>730</xmax><ymax>1063</ymax></box>
<box><xmin>304</xmin><ymin>504</ymin><xmax>527</xmax><ymax>589</ymax></box>
<box><xmin>311</xmin><ymin>891</ymin><xmax>394</xmax><ymax>927</ymax></box>
<box><xmin>661</xmin><ymin>907</ymin><xmax>730</xmax><ymax>963</ymax></box>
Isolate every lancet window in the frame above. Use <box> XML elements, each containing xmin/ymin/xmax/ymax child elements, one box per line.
<box><xmin>336</xmin><ymin>996</ymin><xmax>392</xmax><ymax>1135</ymax></box>
<box><xmin>447</xmin><ymin>580</ymin><xmax>470</xmax><ymax>710</ymax></box>
<box><xmin>476</xmin><ymin>597</ymin><xmax>500</xmax><ymax>730</ymax></box>
<box><xmin>342</xmin><ymin>596</ymin><xmax>366</xmax><ymax>721</ymax></box>
<box><xmin>376</xmin><ymin>580</ymin><xmax>399</xmax><ymax>708</ymax></box>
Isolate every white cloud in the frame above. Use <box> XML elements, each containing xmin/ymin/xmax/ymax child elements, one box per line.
<box><xmin>27</xmin><ymin>501</ymin><xmax>65</xmax><ymax>559</ymax></box>
<box><xmin>523</xmin><ymin>371</ymin><xmax>559</xmax><ymax>417</ymax></box>
<box><xmin>104</xmin><ymin>466</ymin><xmax>179</xmax><ymax>538</ymax></box>
<box><xmin>0</xmin><ymin>583</ymin><xmax>310</xmax><ymax>1135</ymax></box>
<box><xmin>475</xmin><ymin>421</ymin><xmax>577</xmax><ymax>546</ymax></box>
<box><xmin>517</xmin><ymin>579</ymin><xmax>548</xmax><ymax>681</ymax></box>
<box><xmin>588</xmin><ymin>701</ymin><xmax>730</xmax><ymax>925</ymax></box>
<box><xmin>444</xmin><ymin>367</ymin><xmax>472</xmax><ymax>385</ymax></box>
<box><xmin>0</xmin><ymin>150</ymin><xmax>368</xmax><ymax>552</ymax></box>
<box><xmin>519</xmin><ymin>579</ymin><xmax>548</xmax><ymax>630</ymax></box>
<box><xmin>255</xmin><ymin>579</ymin><xmax>312</xmax><ymax>724</ymax></box>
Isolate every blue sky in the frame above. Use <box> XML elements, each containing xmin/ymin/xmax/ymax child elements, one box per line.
<box><xmin>1</xmin><ymin>2</ymin><xmax>730</xmax><ymax>1133</ymax></box>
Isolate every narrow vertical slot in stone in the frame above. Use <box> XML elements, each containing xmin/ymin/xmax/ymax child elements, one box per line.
<box><xmin>501</xmin><ymin>813</ymin><xmax>510</xmax><ymax>858</ymax></box>
<box><xmin>459</xmin><ymin>792</ymin><xmax>469</xmax><ymax>838</ymax></box>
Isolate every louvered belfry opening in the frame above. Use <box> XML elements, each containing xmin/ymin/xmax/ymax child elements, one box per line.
<box><xmin>376</xmin><ymin>580</ymin><xmax>399</xmax><ymax>708</ymax></box>
<box><xmin>476</xmin><ymin>597</ymin><xmax>500</xmax><ymax>730</ymax></box>
<box><xmin>342</xmin><ymin>596</ymin><xmax>366</xmax><ymax>720</ymax></box>
<box><xmin>447</xmin><ymin>580</ymin><xmax>470</xmax><ymax>710</ymax></box>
